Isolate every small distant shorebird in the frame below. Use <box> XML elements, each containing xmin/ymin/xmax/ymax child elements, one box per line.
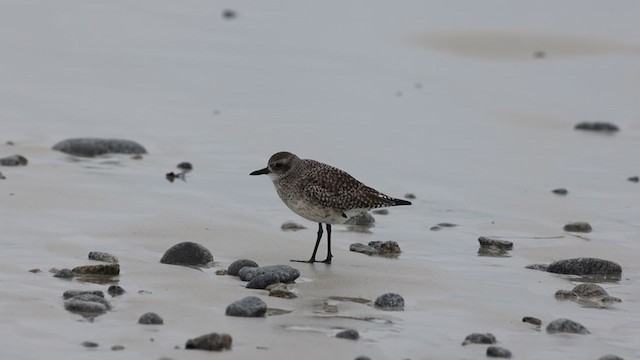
<box><xmin>250</xmin><ymin>151</ymin><xmax>411</xmax><ymax>264</ymax></box>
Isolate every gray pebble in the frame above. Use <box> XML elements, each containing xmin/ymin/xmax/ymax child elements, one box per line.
<box><xmin>522</xmin><ymin>316</ymin><xmax>542</xmax><ymax>326</ymax></box>
<box><xmin>108</xmin><ymin>285</ymin><xmax>125</xmax><ymax>296</ymax></box>
<box><xmin>72</xmin><ymin>264</ymin><xmax>120</xmax><ymax>275</ymax></box>
<box><xmin>185</xmin><ymin>332</ymin><xmax>232</xmax><ymax>351</ymax></box>
<box><xmin>281</xmin><ymin>221</ymin><xmax>306</xmax><ymax>231</ymax></box>
<box><xmin>368</xmin><ymin>241</ymin><xmax>401</xmax><ymax>255</ymax></box>
<box><xmin>246</xmin><ymin>273</ymin><xmax>280</xmax><ymax>289</ymax></box>
<box><xmin>52</xmin><ymin>138</ymin><xmax>147</xmax><ymax>157</ymax></box>
<box><xmin>54</xmin><ymin>268</ymin><xmax>74</xmax><ymax>279</ymax></box>
<box><xmin>111</xmin><ymin>345</ymin><xmax>125</xmax><ymax>351</ymax></box>
<box><xmin>563</xmin><ymin>222</ymin><xmax>592</xmax><ymax>233</ymax></box>
<box><xmin>336</xmin><ymin>329</ymin><xmax>359</xmax><ymax>340</ymax></box>
<box><xmin>225</xmin><ymin>296</ymin><xmax>267</xmax><ymax>317</ymax></box>
<box><xmin>88</xmin><ymin>251</ymin><xmax>119</xmax><ymax>263</ymax></box>
<box><xmin>628</xmin><ymin>176</ymin><xmax>639</xmax><ymax>183</ymax></box>
<box><xmin>598</xmin><ymin>355</ymin><xmax>624</xmax><ymax>360</ymax></box>
<box><xmin>478</xmin><ymin>236</ymin><xmax>513</xmax><ymax>250</ymax></box>
<box><xmin>546</xmin><ymin>318</ymin><xmax>590</xmax><ymax>334</ymax></box>
<box><xmin>349</xmin><ymin>243</ymin><xmax>379</xmax><ymax>256</ymax></box>
<box><xmin>138</xmin><ymin>312</ymin><xmax>164</xmax><ymax>325</ymax></box>
<box><xmin>63</xmin><ymin>290</ymin><xmax>104</xmax><ymax>299</ymax></box>
<box><xmin>547</xmin><ymin>258</ymin><xmax>622</xmax><ymax>276</ymax></box>
<box><xmin>345</xmin><ymin>212</ymin><xmax>375</xmax><ymax>229</ymax></box>
<box><xmin>238</xmin><ymin>265</ymin><xmax>300</xmax><ymax>283</ymax></box>
<box><xmin>552</xmin><ymin>188</ymin><xmax>568</xmax><ymax>195</ymax></box>
<box><xmin>462</xmin><ymin>333</ymin><xmax>496</xmax><ymax>345</ymax></box>
<box><xmin>374</xmin><ymin>293</ymin><xmax>404</xmax><ymax>311</ymax></box>
<box><xmin>487</xmin><ymin>346</ymin><xmax>512</xmax><ymax>358</ymax></box>
<box><xmin>574</xmin><ymin>122</ymin><xmax>619</xmax><ymax>132</ymax></box>
<box><xmin>227</xmin><ymin>259</ymin><xmax>259</xmax><ymax>276</ymax></box>
<box><xmin>81</xmin><ymin>341</ymin><xmax>99</xmax><ymax>348</ymax></box>
<box><xmin>0</xmin><ymin>154</ymin><xmax>28</xmax><ymax>166</ymax></box>
<box><xmin>525</xmin><ymin>264</ymin><xmax>549</xmax><ymax>271</ymax></box>
<box><xmin>159</xmin><ymin>241</ymin><xmax>213</xmax><ymax>267</ymax></box>
<box><xmin>65</xmin><ymin>298</ymin><xmax>109</xmax><ymax>314</ymax></box>
<box><xmin>177</xmin><ymin>162</ymin><xmax>193</xmax><ymax>171</ymax></box>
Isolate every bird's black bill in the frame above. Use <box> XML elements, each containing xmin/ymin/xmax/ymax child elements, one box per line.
<box><xmin>250</xmin><ymin>167</ymin><xmax>270</xmax><ymax>176</ymax></box>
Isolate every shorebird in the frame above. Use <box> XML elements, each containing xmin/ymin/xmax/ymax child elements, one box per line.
<box><xmin>250</xmin><ymin>151</ymin><xmax>411</xmax><ymax>264</ymax></box>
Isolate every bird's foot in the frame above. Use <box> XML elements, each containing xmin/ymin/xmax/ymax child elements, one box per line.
<box><xmin>290</xmin><ymin>259</ymin><xmax>316</xmax><ymax>264</ymax></box>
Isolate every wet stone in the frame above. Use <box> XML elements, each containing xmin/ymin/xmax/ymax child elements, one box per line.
<box><xmin>160</xmin><ymin>241</ymin><xmax>213</xmax><ymax>267</ymax></box>
<box><xmin>404</xmin><ymin>193</ymin><xmax>416</xmax><ymax>199</ymax></box>
<box><xmin>547</xmin><ymin>258</ymin><xmax>622</xmax><ymax>276</ymax></box>
<box><xmin>82</xmin><ymin>341</ymin><xmax>99</xmax><ymax>348</ymax></box>
<box><xmin>29</xmin><ymin>268</ymin><xmax>41</xmax><ymax>273</ymax></box>
<box><xmin>215</xmin><ymin>269</ymin><xmax>227</xmax><ymax>275</ymax></box>
<box><xmin>222</xmin><ymin>9</ymin><xmax>237</xmax><ymax>19</ymax></box>
<box><xmin>111</xmin><ymin>345</ymin><xmax>125</xmax><ymax>351</ymax></box>
<box><xmin>374</xmin><ymin>293</ymin><xmax>404</xmax><ymax>311</ymax></box>
<box><xmin>238</xmin><ymin>265</ymin><xmax>300</xmax><ymax>283</ymax></box>
<box><xmin>349</xmin><ymin>243</ymin><xmax>379</xmax><ymax>256</ymax></box>
<box><xmin>462</xmin><ymin>333</ymin><xmax>496</xmax><ymax>345</ymax></box>
<box><xmin>227</xmin><ymin>259</ymin><xmax>259</xmax><ymax>276</ymax></box>
<box><xmin>525</xmin><ymin>264</ymin><xmax>549</xmax><ymax>271</ymax></box>
<box><xmin>52</xmin><ymin>138</ymin><xmax>147</xmax><ymax>157</ymax></box>
<box><xmin>108</xmin><ymin>285</ymin><xmax>125</xmax><ymax>296</ymax></box>
<box><xmin>563</xmin><ymin>222</ymin><xmax>592</xmax><ymax>233</ymax></box>
<box><xmin>355</xmin><ymin>357</ymin><xmax>371</xmax><ymax>360</ymax></box>
<box><xmin>552</xmin><ymin>188</ymin><xmax>568</xmax><ymax>195</ymax></box>
<box><xmin>246</xmin><ymin>273</ymin><xmax>280</xmax><ymax>289</ymax></box>
<box><xmin>430</xmin><ymin>222</ymin><xmax>458</xmax><ymax>231</ymax></box>
<box><xmin>72</xmin><ymin>264</ymin><xmax>120</xmax><ymax>276</ymax></box>
<box><xmin>478</xmin><ymin>237</ymin><xmax>513</xmax><ymax>250</ymax></box>
<box><xmin>336</xmin><ymin>329</ymin><xmax>359</xmax><ymax>340</ymax></box>
<box><xmin>487</xmin><ymin>346</ymin><xmax>512</xmax><ymax>358</ymax></box>
<box><xmin>63</xmin><ymin>290</ymin><xmax>104</xmax><ymax>299</ymax></box>
<box><xmin>574</xmin><ymin>122</ymin><xmax>619</xmax><ymax>132</ymax></box>
<box><xmin>281</xmin><ymin>221</ymin><xmax>306</xmax><ymax>231</ymax></box>
<box><xmin>54</xmin><ymin>268</ymin><xmax>74</xmax><ymax>279</ymax></box>
<box><xmin>522</xmin><ymin>316</ymin><xmax>542</xmax><ymax>326</ymax></box>
<box><xmin>598</xmin><ymin>355</ymin><xmax>625</xmax><ymax>360</ymax></box>
<box><xmin>371</xmin><ymin>209</ymin><xmax>389</xmax><ymax>215</ymax></box>
<box><xmin>267</xmin><ymin>283</ymin><xmax>297</xmax><ymax>299</ymax></box>
<box><xmin>368</xmin><ymin>241</ymin><xmax>401</xmax><ymax>256</ymax></box>
<box><xmin>345</xmin><ymin>212</ymin><xmax>375</xmax><ymax>229</ymax></box>
<box><xmin>555</xmin><ymin>290</ymin><xmax>577</xmax><ymax>300</ymax></box>
<box><xmin>88</xmin><ymin>251</ymin><xmax>118</xmax><ymax>263</ymax></box>
<box><xmin>138</xmin><ymin>312</ymin><xmax>164</xmax><ymax>325</ymax></box>
<box><xmin>185</xmin><ymin>333</ymin><xmax>232</xmax><ymax>351</ymax></box>
<box><xmin>573</xmin><ymin>283</ymin><xmax>609</xmax><ymax>297</ymax></box>
<box><xmin>546</xmin><ymin>318</ymin><xmax>590</xmax><ymax>334</ymax></box>
<box><xmin>628</xmin><ymin>176</ymin><xmax>639</xmax><ymax>183</ymax></box>
<box><xmin>65</xmin><ymin>296</ymin><xmax>110</xmax><ymax>315</ymax></box>
<box><xmin>0</xmin><ymin>154</ymin><xmax>28</xmax><ymax>166</ymax></box>
<box><xmin>225</xmin><ymin>296</ymin><xmax>267</xmax><ymax>317</ymax></box>
<box><xmin>177</xmin><ymin>162</ymin><xmax>193</xmax><ymax>171</ymax></box>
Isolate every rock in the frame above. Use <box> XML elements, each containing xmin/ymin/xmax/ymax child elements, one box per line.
<box><xmin>522</xmin><ymin>316</ymin><xmax>542</xmax><ymax>326</ymax></box>
<box><xmin>177</xmin><ymin>162</ymin><xmax>193</xmax><ymax>171</ymax></box>
<box><xmin>88</xmin><ymin>251</ymin><xmax>119</xmax><ymax>263</ymax></box>
<box><xmin>52</xmin><ymin>138</ymin><xmax>147</xmax><ymax>157</ymax></box>
<box><xmin>525</xmin><ymin>264</ymin><xmax>549</xmax><ymax>271</ymax></box>
<box><xmin>487</xmin><ymin>346</ymin><xmax>512</xmax><ymax>358</ymax></box>
<box><xmin>572</xmin><ymin>283</ymin><xmax>609</xmax><ymax>297</ymax></box>
<box><xmin>430</xmin><ymin>222</ymin><xmax>458</xmax><ymax>231</ymax></box>
<box><xmin>349</xmin><ymin>243</ymin><xmax>379</xmax><ymax>256</ymax></box>
<box><xmin>222</xmin><ymin>9</ymin><xmax>237</xmax><ymax>20</ymax></box>
<box><xmin>354</xmin><ymin>357</ymin><xmax>371</xmax><ymax>360</ymax></box>
<box><xmin>108</xmin><ymin>285</ymin><xmax>125</xmax><ymax>296</ymax></box>
<box><xmin>574</xmin><ymin>122</ymin><xmax>619</xmax><ymax>132</ymax></box>
<box><xmin>82</xmin><ymin>341</ymin><xmax>99</xmax><ymax>348</ymax></box>
<box><xmin>159</xmin><ymin>242</ymin><xmax>213</xmax><ymax>267</ymax></box>
<box><xmin>374</xmin><ymin>293</ymin><xmax>404</xmax><ymax>311</ymax></box>
<box><xmin>267</xmin><ymin>283</ymin><xmax>297</xmax><ymax>299</ymax></box>
<box><xmin>63</xmin><ymin>290</ymin><xmax>104</xmax><ymax>299</ymax></box>
<box><xmin>0</xmin><ymin>171</ymin><xmax>5</xmax><ymax>179</ymax></box>
<box><xmin>185</xmin><ymin>333</ymin><xmax>232</xmax><ymax>351</ymax></box>
<box><xmin>371</xmin><ymin>209</ymin><xmax>389</xmax><ymax>215</ymax></box>
<box><xmin>0</xmin><ymin>154</ymin><xmax>28</xmax><ymax>166</ymax></box>
<box><xmin>215</xmin><ymin>269</ymin><xmax>227</xmax><ymax>275</ymax></box>
<box><xmin>628</xmin><ymin>176</ymin><xmax>639</xmax><ymax>183</ymax></box>
<box><xmin>345</xmin><ymin>212</ymin><xmax>375</xmax><ymax>229</ymax></box>
<box><xmin>53</xmin><ymin>268</ymin><xmax>74</xmax><ymax>279</ymax></box>
<box><xmin>64</xmin><ymin>294</ymin><xmax>110</xmax><ymax>314</ymax></box>
<box><xmin>29</xmin><ymin>268</ymin><xmax>41</xmax><ymax>273</ymax></box>
<box><xmin>598</xmin><ymin>355</ymin><xmax>624</xmax><ymax>360</ymax></box>
<box><xmin>404</xmin><ymin>193</ymin><xmax>416</xmax><ymax>199</ymax></box>
<box><xmin>227</xmin><ymin>259</ymin><xmax>259</xmax><ymax>276</ymax></box>
<box><xmin>111</xmin><ymin>345</ymin><xmax>125</xmax><ymax>351</ymax></box>
<box><xmin>246</xmin><ymin>273</ymin><xmax>280</xmax><ymax>289</ymax></box>
<box><xmin>368</xmin><ymin>241</ymin><xmax>401</xmax><ymax>255</ymax></box>
<box><xmin>546</xmin><ymin>318</ymin><xmax>590</xmax><ymax>334</ymax></box>
<box><xmin>547</xmin><ymin>258</ymin><xmax>622</xmax><ymax>276</ymax></box>
<box><xmin>554</xmin><ymin>290</ymin><xmax>577</xmax><ymax>300</ymax></box>
<box><xmin>225</xmin><ymin>296</ymin><xmax>267</xmax><ymax>317</ymax></box>
<box><xmin>281</xmin><ymin>221</ymin><xmax>306</xmax><ymax>231</ymax></box>
<box><xmin>552</xmin><ymin>188</ymin><xmax>568</xmax><ymax>195</ymax></box>
<box><xmin>478</xmin><ymin>237</ymin><xmax>513</xmax><ymax>250</ymax></box>
<box><xmin>336</xmin><ymin>329</ymin><xmax>359</xmax><ymax>340</ymax></box>
<box><xmin>72</xmin><ymin>264</ymin><xmax>120</xmax><ymax>275</ymax></box>
<box><xmin>237</xmin><ymin>265</ymin><xmax>300</xmax><ymax>283</ymax></box>
<box><xmin>556</xmin><ymin>284</ymin><xmax>621</xmax><ymax>307</ymax></box>
<box><xmin>462</xmin><ymin>333</ymin><xmax>496</xmax><ymax>345</ymax></box>
<box><xmin>563</xmin><ymin>222</ymin><xmax>592</xmax><ymax>233</ymax></box>
<box><xmin>138</xmin><ymin>312</ymin><xmax>164</xmax><ymax>325</ymax></box>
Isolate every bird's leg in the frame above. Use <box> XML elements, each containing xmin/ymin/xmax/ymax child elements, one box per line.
<box><xmin>322</xmin><ymin>224</ymin><xmax>333</xmax><ymax>264</ymax></box>
<box><xmin>291</xmin><ymin>223</ymin><xmax>323</xmax><ymax>263</ymax></box>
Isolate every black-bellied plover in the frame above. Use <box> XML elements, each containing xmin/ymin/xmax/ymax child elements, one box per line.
<box><xmin>250</xmin><ymin>151</ymin><xmax>411</xmax><ymax>264</ymax></box>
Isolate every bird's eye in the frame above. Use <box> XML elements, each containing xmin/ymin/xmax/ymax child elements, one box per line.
<box><xmin>274</xmin><ymin>163</ymin><xmax>283</xmax><ymax>169</ymax></box>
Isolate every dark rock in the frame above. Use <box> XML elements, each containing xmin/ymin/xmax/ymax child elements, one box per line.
<box><xmin>88</xmin><ymin>251</ymin><xmax>119</xmax><ymax>263</ymax></box>
<box><xmin>0</xmin><ymin>154</ymin><xmax>28</xmax><ymax>166</ymax></box>
<box><xmin>63</xmin><ymin>290</ymin><xmax>104</xmax><ymax>299</ymax></box>
<box><xmin>487</xmin><ymin>346</ymin><xmax>512</xmax><ymax>358</ymax></box>
<box><xmin>552</xmin><ymin>188</ymin><xmax>568</xmax><ymax>195</ymax></box>
<box><xmin>0</xmin><ymin>171</ymin><xmax>5</xmax><ymax>180</ymax></box>
<box><xmin>54</xmin><ymin>268</ymin><xmax>74</xmax><ymax>279</ymax></box>
<box><xmin>556</xmin><ymin>284</ymin><xmax>621</xmax><ymax>307</ymax></box>
<box><xmin>478</xmin><ymin>237</ymin><xmax>513</xmax><ymax>250</ymax></box>
<box><xmin>82</xmin><ymin>341</ymin><xmax>99</xmax><ymax>348</ymax></box>
<box><xmin>237</xmin><ymin>265</ymin><xmax>300</xmax><ymax>283</ymax></box>
<box><xmin>111</xmin><ymin>345</ymin><xmax>125</xmax><ymax>351</ymax></box>
<box><xmin>522</xmin><ymin>316</ymin><xmax>542</xmax><ymax>326</ymax></box>
<box><xmin>573</xmin><ymin>283</ymin><xmax>609</xmax><ymax>297</ymax></box>
<box><xmin>246</xmin><ymin>273</ymin><xmax>280</xmax><ymax>289</ymax></box>
<box><xmin>227</xmin><ymin>259</ymin><xmax>259</xmax><ymax>276</ymax></box>
<box><xmin>563</xmin><ymin>222</ymin><xmax>592</xmax><ymax>233</ymax></box>
<box><xmin>371</xmin><ymin>209</ymin><xmax>389</xmax><ymax>215</ymax></box>
<box><xmin>159</xmin><ymin>242</ymin><xmax>213</xmax><ymax>267</ymax></box>
<box><xmin>222</xmin><ymin>9</ymin><xmax>237</xmax><ymax>20</ymax></box>
<box><xmin>430</xmin><ymin>222</ymin><xmax>458</xmax><ymax>231</ymax></box>
<box><xmin>225</xmin><ymin>296</ymin><xmax>267</xmax><ymax>317</ymax></box>
<box><xmin>574</xmin><ymin>122</ymin><xmax>619</xmax><ymax>132</ymax></box>
<box><xmin>404</xmin><ymin>193</ymin><xmax>416</xmax><ymax>199</ymax></box>
<box><xmin>177</xmin><ymin>162</ymin><xmax>193</xmax><ymax>171</ymax></box>
<box><xmin>525</xmin><ymin>264</ymin><xmax>549</xmax><ymax>271</ymax></box>
<box><xmin>215</xmin><ymin>269</ymin><xmax>227</xmax><ymax>275</ymax></box>
<box><xmin>52</xmin><ymin>138</ymin><xmax>147</xmax><ymax>157</ymax></box>
<box><xmin>547</xmin><ymin>258</ymin><xmax>622</xmax><ymax>276</ymax></box>
<box><xmin>185</xmin><ymin>333</ymin><xmax>232</xmax><ymax>351</ymax></box>
<box><xmin>281</xmin><ymin>221</ymin><xmax>306</xmax><ymax>231</ymax></box>
<box><xmin>374</xmin><ymin>293</ymin><xmax>404</xmax><ymax>311</ymax></box>
<box><xmin>138</xmin><ymin>312</ymin><xmax>164</xmax><ymax>325</ymax></box>
<box><xmin>267</xmin><ymin>283</ymin><xmax>297</xmax><ymax>299</ymax></box>
<box><xmin>462</xmin><ymin>333</ymin><xmax>496</xmax><ymax>345</ymax></box>
<box><xmin>349</xmin><ymin>243</ymin><xmax>379</xmax><ymax>256</ymax></box>
<box><xmin>64</xmin><ymin>294</ymin><xmax>111</xmax><ymax>314</ymax></box>
<box><xmin>108</xmin><ymin>285</ymin><xmax>125</xmax><ymax>296</ymax></box>
<box><xmin>72</xmin><ymin>264</ymin><xmax>120</xmax><ymax>275</ymax></box>
<box><xmin>354</xmin><ymin>357</ymin><xmax>371</xmax><ymax>360</ymax></box>
<box><xmin>628</xmin><ymin>176</ymin><xmax>639</xmax><ymax>183</ymax></box>
<box><xmin>546</xmin><ymin>318</ymin><xmax>590</xmax><ymax>334</ymax></box>
<box><xmin>345</xmin><ymin>212</ymin><xmax>375</xmax><ymax>228</ymax></box>
<box><xmin>28</xmin><ymin>268</ymin><xmax>41</xmax><ymax>273</ymax></box>
<box><xmin>368</xmin><ymin>241</ymin><xmax>401</xmax><ymax>255</ymax></box>
<box><xmin>598</xmin><ymin>355</ymin><xmax>624</xmax><ymax>360</ymax></box>
<box><xmin>554</xmin><ymin>290</ymin><xmax>577</xmax><ymax>300</ymax></box>
<box><xmin>336</xmin><ymin>329</ymin><xmax>359</xmax><ymax>340</ymax></box>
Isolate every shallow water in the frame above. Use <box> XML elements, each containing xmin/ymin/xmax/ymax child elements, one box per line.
<box><xmin>1</xmin><ymin>1</ymin><xmax>640</xmax><ymax>359</ymax></box>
